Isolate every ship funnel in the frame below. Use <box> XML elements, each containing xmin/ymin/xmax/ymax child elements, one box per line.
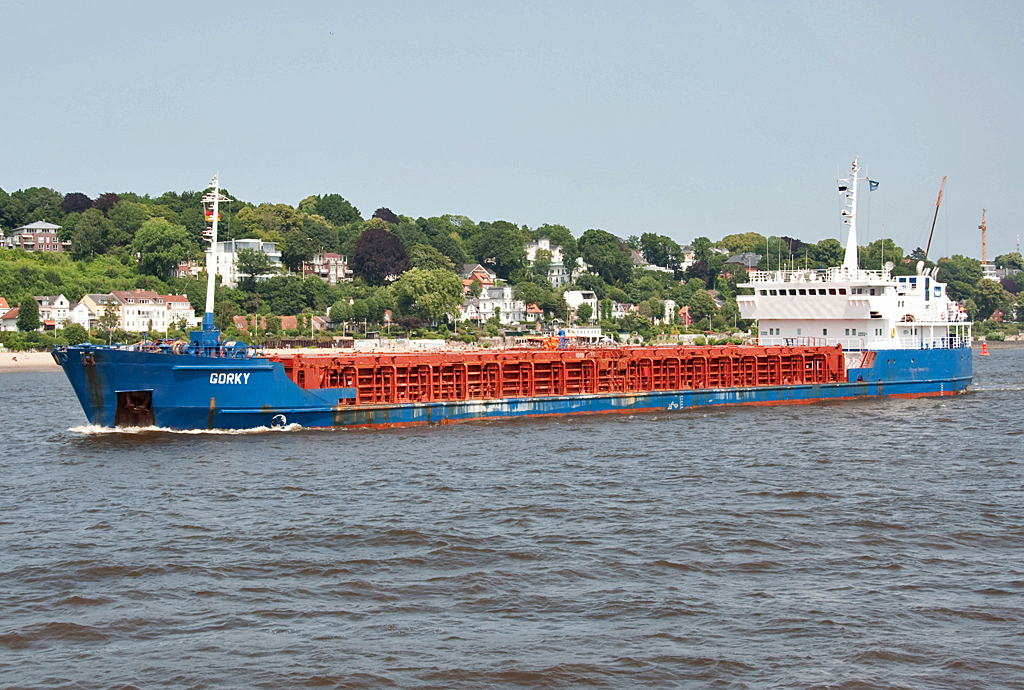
<box><xmin>916</xmin><ymin>260</ymin><xmax>925</xmax><ymax>275</ymax></box>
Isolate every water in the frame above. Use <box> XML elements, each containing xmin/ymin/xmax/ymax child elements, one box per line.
<box><xmin>1</xmin><ymin>351</ymin><xmax>1022</xmax><ymax>689</ymax></box>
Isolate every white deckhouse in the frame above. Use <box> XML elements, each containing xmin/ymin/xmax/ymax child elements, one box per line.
<box><xmin>738</xmin><ymin>158</ymin><xmax>971</xmax><ymax>353</ymax></box>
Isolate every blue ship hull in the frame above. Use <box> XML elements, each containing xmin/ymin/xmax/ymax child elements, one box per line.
<box><xmin>53</xmin><ymin>345</ymin><xmax>973</xmax><ymax>430</ymax></box>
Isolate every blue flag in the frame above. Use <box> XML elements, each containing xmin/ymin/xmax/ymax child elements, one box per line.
<box><xmin>868</xmin><ymin>179</ymin><xmax>880</xmax><ymax>191</ymax></box>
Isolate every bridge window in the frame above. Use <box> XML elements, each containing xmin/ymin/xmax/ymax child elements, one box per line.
<box><xmin>798</xmin><ymin>289</ymin><xmax>806</xmax><ymax>295</ymax></box>
<box><xmin>822</xmin><ymin>329</ymin><xmax>828</xmax><ymax>336</ymax></box>
<box><xmin>829</xmin><ymin>289</ymin><xmax>836</xmax><ymax>295</ymax></box>
<box><xmin>789</xmin><ymin>289</ymin><xmax>797</xmax><ymax>295</ymax></box>
<box><xmin>770</xmin><ymin>289</ymin><xmax>777</xmax><ymax>296</ymax></box>
<box><xmin>760</xmin><ymin>290</ymin><xmax>767</xmax><ymax>295</ymax></box>
<box><xmin>838</xmin><ymin>289</ymin><xmax>847</xmax><ymax>295</ymax></box>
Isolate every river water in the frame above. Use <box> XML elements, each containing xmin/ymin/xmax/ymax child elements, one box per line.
<box><xmin>1</xmin><ymin>350</ymin><xmax>1022</xmax><ymax>689</ymax></box>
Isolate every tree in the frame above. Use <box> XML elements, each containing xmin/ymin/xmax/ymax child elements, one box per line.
<box><xmin>352</xmin><ymin>225</ymin><xmax>410</xmax><ymax>285</ymax></box>
<box><xmin>280</xmin><ymin>230</ymin><xmax>315</xmax><ymax>272</ymax></box>
<box><xmin>16</xmin><ymin>297</ymin><xmax>40</xmax><ymax>332</ymax></box>
<box><xmin>639</xmin><ymin>233</ymin><xmax>681</xmax><ymax>271</ymax></box>
<box><xmin>93</xmin><ymin>193</ymin><xmax>121</xmax><ymax>213</ymax></box>
<box><xmin>132</xmin><ymin>218</ymin><xmax>194</xmax><ymax>277</ymax></box>
<box><xmin>70</xmin><ymin>209</ymin><xmax>113</xmax><ymax>259</ymax></box>
<box><xmin>687</xmin><ymin>289</ymin><xmax>718</xmax><ymax>322</ymax></box>
<box><xmin>576</xmin><ymin>302</ymin><xmax>593</xmax><ymax>323</ymax></box>
<box><xmin>301</xmin><ymin>213</ymin><xmax>338</xmax><ymax>253</ymax></box>
<box><xmin>373</xmin><ymin>207</ymin><xmax>401</xmax><ymax>225</ymax></box>
<box><xmin>12</xmin><ymin>187</ymin><xmax>63</xmax><ymax>223</ymax></box>
<box><xmin>63</xmin><ymin>322</ymin><xmax>89</xmax><ymax>344</ymax></box>
<box><xmin>236</xmin><ymin>247</ymin><xmax>277</xmax><ymax>286</ymax></box>
<box><xmin>532</xmin><ymin>248</ymin><xmax>553</xmax><ymax>278</ymax></box>
<box><xmin>316</xmin><ymin>194</ymin><xmax>362</xmax><ymax>225</ymax></box>
<box><xmin>389</xmin><ymin>268</ymin><xmax>463</xmax><ymax>323</ymax></box>
<box><xmin>408</xmin><ymin>243</ymin><xmax>456</xmax><ymax>272</ymax></box>
<box><xmin>98</xmin><ymin>308</ymin><xmax>120</xmax><ymax>341</ymax></box>
<box><xmin>718</xmin><ymin>232</ymin><xmax>767</xmax><ymax>255</ymax></box>
<box><xmin>811</xmin><ymin>239</ymin><xmax>845</xmax><ymax>268</ymax></box>
<box><xmin>513</xmin><ymin>281</ymin><xmax>546</xmax><ymax>308</ymax></box>
<box><xmin>995</xmin><ymin>252</ymin><xmax>1024</xmax><ymax>271</ymax></box>
<box><xmin>937</xmin><ymin>255</ymin><xmax>983</xmax><ymax>302</ymax></box>
<box><xmin>578</xmin><ymin>228</ymin><xmax>633</xmax><ymax>285</ymax></box>
<box><xmin>61</xmin><ymin>192</ymin><xmax>93</xmax><ymax>214</ymax></box>
<box><xmin>475</xmin><ymin>221</ymin><xmax>527</xmax><ymax>280</ymax></box>
<box><xmin>974</xmin><ymin>279</ymin><xmax>1012</xmax><ymax>320</ymax></box>
<box><xmin>109</xmin><ymin>201</ymin><xmax>149</xmax><ymax>240</ymax></box>
<box><xmin>329</xmin><ymin>299</ymin><xmax>354</xmax><ymax>324</ymax></box>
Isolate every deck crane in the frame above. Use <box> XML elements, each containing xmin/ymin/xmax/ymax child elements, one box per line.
<box><xmin>924</xmin><ymin>175</ymin><xmax>946</xmax><ymax>258</ymax></box>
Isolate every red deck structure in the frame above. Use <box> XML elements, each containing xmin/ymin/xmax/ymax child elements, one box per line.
<box><xmin>270</xmin><ymin>345</ymin><xmax>847</xmax><ymax>406</ymax></box>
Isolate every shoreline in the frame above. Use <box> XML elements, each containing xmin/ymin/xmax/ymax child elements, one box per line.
<box><xmin>3</xmin><ymin>338</ymin><xmax>1021</xmax><ymax>375</ymax></box>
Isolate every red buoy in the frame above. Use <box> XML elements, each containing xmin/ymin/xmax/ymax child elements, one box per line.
<box><xmin>980</xmin><ymin>342</ymin><xmax>990</xmax><ymax>356</ymax></box>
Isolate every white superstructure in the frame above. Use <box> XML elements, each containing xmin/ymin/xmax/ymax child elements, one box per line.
<box><xmin>737</xmin><ymin>158</ymin><xmax>972</xmax><ymax>352</ymax></box>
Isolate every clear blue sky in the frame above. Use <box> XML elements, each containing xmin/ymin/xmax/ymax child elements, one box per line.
<box><xmin>4</xmin><ymin>0</ymin><xmax>1022</xmax><ymax>260</ymax></box>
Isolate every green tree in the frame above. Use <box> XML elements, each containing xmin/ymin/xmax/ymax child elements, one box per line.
<box><xmin>16</xmin><ymin>297</ymin><xmax>40</xmax><ymax>332</ymax></box>
<box><xmin>316</xmin><ymin>194</ymin><xmax>362</xmax><ymax>225</ymax></box>
<box><xmin>408</xmin><ymin>243</ymin><xmax>456</xmax><ymax>272</ymax></box>
<box><xmin>687</xmin><ymin>289</ymin><xmax>718</xmax><ymax>322</ymax></box>
<box><xmin>578</xmin><ymin>229</ymin><xmax>633</xmax><ymax>285</ymax></box>
<box><xmin>575</xmin><ymin>302</ymin><xmax>593</xmax><ymax>323</ymax></box>
<box><xmin>811</xmin><ymin>239</ymin><xmax>845</xmax><ymax>268</ymax></box>
<box><xmin>389</xmin><ymin>268</ymin><xmax>463</xmax><ymax>323</ymax></box>
<box><xmin>132</xmin><ymin>218</ymin><xmax>194</xmax><ymax>277</ymax></box>
<box><xmin>717</xmin><ymin>232</ymin><xmax>767</xmax><ymax>255</ymax></box>
<box><xmin>532</xmin><ymin>248</ymin><xmax>553</xmax><ymax>278</ymax></box>
<box><xmin>937</xmin><ymin>255</ymin><xmax>983</xmax><ymax>302</ymax></box>
<box><xmin>62</xmin><ymin>322</ymin><xmax>89</xmax><ymax>344</ymax></box>
<box><xmin>235</xmin><ymin>247</ymin><xmax>277</xmax><ymax>286</ymax></box>
<box><xmin>280</xmin><ymin>230</ymin><xmax>316</xmax><ymax>272</ymax></box>
<box><xmin>70</xmin><ymin>209</ymin><xmax>113</xmax><ymax>259</ymax></box>
<box><xmin>995</xmin><ymin>252</ymin><xmax>1024</xmax><ymax>271</ymax></box>
<box><xmin>973</xmin><ymin>279</ymin><xmax>1012</xmax><ymax>320</ymax></box>
<box><xmin>109</xmin><ymin>201</ymin><xmax>150</xmax><ymax>241</ymax></box>
<box><xmin>475</xmin><ymin>221</ymin><xmax>527</xmax><ymax>280</ymax></box>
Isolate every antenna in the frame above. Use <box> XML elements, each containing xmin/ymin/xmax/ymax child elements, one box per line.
<box><xmin>924</xmin><ymin>175</ymin><xmax>946</xmax><ymax>259</ymax></box>
<box><xmin>979</xmin><ymin>209</ymin><xmax>987</xmax><ymax>264</ymax></box>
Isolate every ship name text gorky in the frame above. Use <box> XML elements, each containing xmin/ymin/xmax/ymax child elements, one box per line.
<box><xmin>210</xmin><ymin>372</ymin><xmax>251</xmax><ymax>385</ymax></box>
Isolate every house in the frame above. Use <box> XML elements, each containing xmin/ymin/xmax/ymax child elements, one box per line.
<box><xmin>0</xmin><ymin>297</ymin><xmax>8</xmax><ymax>312</ymax></box>
<box><xmin>4</xmin><ymin>221</ymin><xmax>66</xmax><ymax>253</ymax></box>
<box><xmin>525</xmin><ymin>237</ymin><xmax>564</xmax><ymax>264</ymax></box>
<box><xmin>301</xmin><ymin>252</ymin><xmax>352</xmax><ymax>285</ymax></box>
<box><xmin>461</xmin><ymin>285</ymin><xmax>527</xmax><ymax>325</ymax></box>
<box><xmin>657</xmin><ymin>299</ymin><xmax>677</xmax><ymax>325</ymax></box>
<box><xmin>173</xmin><ymin>259</ymin><xmax>204</xmax><ymax>279</ymax></box>
<box><xmin>110</xmin><ymin>290</ymin><xmax>166</xmax><ymax>332</ymax></box>
<box><xmin>80</xmin><ymin>294</ymin><xmax>118</xmax><ymax>327</ymax></box>
<box><xmin>67</xmin><ymin>301</ymin><xmax>95</xmax><ymax>330</ymax></box>
<box><xmin>525</xmin><ymin>303</ymin><xmax>543</xmax><ymax>322</ymax></box>
<box><xmin>1</xmin><ymin>308</ymin><xmax>18</xmax><ymax>331</ymax></box>
<box><xmin>564</xmin><ymin>290</ymin><xmax>599</xmax><ymax>322</ymax></box>
<box><xmin>461</xmin><ymin>263</ymin><xmax>496</xmax><ymax>294</ymax></box>
<box><xmin>160</xmin><ymin>295</ymin><xmax>201</xmax><ymax>331</ymax></box>
<box><xmin>208</xmin><ymin>239</ymin><xmax>283</xmax><ymax>287</ymax></box>
<box><xmin>630</xmin><ymin>249</ymin><xmax>674</xmax><ymax>274</ymax></box>
<box><xmin>678</xmin><ymin>305</ymin><xmax>692</xmax><ymax>326</ymax></box>
<box><xmin>725</xmin><ymin>252</ymin><xmax>762</xmax><ymax>274</ymax></box>
<box><xmin>232</xmin><ymin>314</ymin><xmax>327</xmax><ymax>335</ymax></box>
<box><xmin>35</xmin><ymin>295</ymin><xmax>70</xmax><ymax>329</ymax></box>
<box><xmin>611</xmin><ymin>302</ymin><xmax>634</xmax><ymax>320</ymax></box>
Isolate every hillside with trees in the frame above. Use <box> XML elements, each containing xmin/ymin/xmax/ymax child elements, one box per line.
<box><xmin>2</xmin><ymin>183</ymin><xmax>1021</xmax><ymax>351</ymax></box>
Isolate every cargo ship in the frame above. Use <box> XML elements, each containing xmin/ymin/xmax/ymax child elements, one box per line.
<box><xmin>53</xmin><ymin>161</ymin><xmax>972</xmax><ymax>430</ymax></box>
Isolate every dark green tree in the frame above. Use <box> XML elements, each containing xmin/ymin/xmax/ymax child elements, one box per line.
<box><xmin>475</xmin><ymin>221</ymin><xmax>527</xmax><ymax>280</ymax></box>
<box><xmin>16</xmin><ymin>297</ymin><xmax>40</xmax><ymax>332</ymax></box>
<box><xmin>62</xmin><ymin>322</ymin><xmax>89</xmax><ymax>344</ymax></box>
<box><xmin>973</xmin><ymin>279</ymin><xmax>1012</xmax><ymax>320</ymax></box>
<box><xmin>70</xmin><ymin>209</ymin><xmax>112</xmax><ymax>259</ymax></box>
<box><xmin>280</xmin><ymin>230</ymin><xmax>316</xmax><ymax>272</ymax></box>
<box><xmin>132</xmin><ymin>218</ymin><xmax>194</xmax><ymax>277</ymax></box>
<box><xmin>578</xmin><ymin>229</ymin><xmax>633</xmax><ymax>285</ymax></box>
<box><xmin>235</xmin><ymin>247</ymin><xmax>277</xmax><ymax>286</ymax></box>
<box><xmin>316</xmin><ymin>194</ymin><xmax>362</xmax><ymax>225</ymax></box>
<box><xmin>352</xmin><ymin>226</ymin><xmax>410</xmax><ymax>285</ymax></box>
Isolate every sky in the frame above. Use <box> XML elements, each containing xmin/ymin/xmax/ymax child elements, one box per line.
<box><xmin>3</xmin><ymin>0</ymin><xmax>1023</xmax><ymax>260</ymax></box>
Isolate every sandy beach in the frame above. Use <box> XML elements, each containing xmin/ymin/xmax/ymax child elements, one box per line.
<box><xmin>0</xmin><ymin>351</ymin><xmax>61</xmax><ymax>373</ymax></box>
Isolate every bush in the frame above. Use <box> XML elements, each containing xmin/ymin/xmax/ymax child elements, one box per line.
<box><xmin>987</xmin><ymin>332</ymin><xmax>1005</xmax><ymax>341</ymax></box>
<box><xmin>694</xmin><ymin>335</ymin><xmax>707</xmax><ymax>346</ymax></box>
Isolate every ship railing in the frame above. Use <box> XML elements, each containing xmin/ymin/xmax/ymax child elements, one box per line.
<box><xmin>742</xmin><ymin>267</ymin><xmax>890</xmax><ymax>285</ymax></box>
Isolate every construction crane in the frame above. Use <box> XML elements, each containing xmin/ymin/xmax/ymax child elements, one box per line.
<box><xmin>924</xmin><ymin>176</ymin><xmax>946</xmax><ymax>258</ymax></box>
<box><xmin>979</xmin><ymin>209</ymin><xmax>987</xmax><ymax>264</ymax></box>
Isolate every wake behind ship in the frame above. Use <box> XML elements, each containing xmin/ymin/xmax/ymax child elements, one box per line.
<box><xmin>53</xmin><ymin>161</ymin><xmax>973</xmax><ymax>430</ymax></box>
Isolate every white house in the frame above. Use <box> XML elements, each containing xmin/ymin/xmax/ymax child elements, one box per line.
<box><xmin>67</xmin><ymin>301</ymin><xmax>94</xmax><ymax>330</ymax></box>
<box><xmin>36</xmin><ymin>295</ymin><xmax>70</xmax><ymax>329</ymax></box>
<box><xmin>525</xmin><ymin>237</ymin><xmax>563</xmax><ymax>264</ymax></box>
<box><xmin>110</xmin><ymin>290</ymin><xmax>168</xmax><ymax>332</ymax></box>
<box><xmin>209</xmin><ymin>239</ymin><xmax>283</xmax><ymax>287</ymax></box>
<box><xmin>564</xmin><ymin>290</ymin><xmax>599</xmax><ymax>323</ymax></box>
<box><xmin>461</xmin><ymin>285</ymin><xmax>527</xmax><ymax>325</ymax></box>
<box><xmin>160</xmin><ymin>294</ymin><xmax>201</xmax><ymax>331</ymax></box>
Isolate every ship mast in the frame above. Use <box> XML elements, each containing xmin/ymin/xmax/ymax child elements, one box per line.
<box><xmin>201</xmin><ymin>175</ymin><xmax>227</xmax><ymax>332</ymax></box>
<box><xmin>838</xmin><ymin>158</ymin><xmax>863</xmax><ymax>272</ymax></box>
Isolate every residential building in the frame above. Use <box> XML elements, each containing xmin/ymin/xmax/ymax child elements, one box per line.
<box><xmin>231</xmin><ymin>314</ymin><xmax>327</xmax><ymax>334</ymax></box>
<box><xmin>80</xmin><ymin>294</ymin><xmax>119</xmax><ymax>326</ymax></box>
<box><xmin>110</xmin><ymin>290</ymin><xmax>167</xmax><ymax>332</ymax></box>
<box><xmin>208</xmin><ymin>239</ymin><xmax>283</xmax><ymax>287</ymax></box>
<box><xmin>160</xmin><ymin>295</ymin><xmax>201</xmax><ymax>331</ymax></box>
<box><xmin>461</xmin><ymin>263</ymin><xmax>496</xmax><ymax>294</ymax></box>
<box><xmin>461</xmin><ymin>285</ymin><xmax>527</xmax><ymax>325</ymax></box>
<box><xmin>35</xmin><ymin>294</ymin><xmax>70</xmax><ymax>330</ymax></box>
<box><xmin>4</xmin><ymin>221</ymin><xmax>66</xmax><ymax>253</ymax></box>
<box><xmin>67</xmin><ymin>301</ymin><xmax>95</xmax><ymax>330</ymax></box>
<box><xmin>525</xmin><ymin>237</ymin><xmax>564</xmax><ymax>264</ymax></box>
<box><xmin>725</xmin><ymin>252</ymin><xmax>762</xmax><ymax>274</ymax></box>
<box><xmin>301</xmin><ymin>252</ymin><xmax>352</xmax><ymax>285</ymax></box>
<box><xmin>173</xmin><ymin>259</ymin><xmax>204</xmax><ymax>279</ymax></box>
<box><xmin>630</xmin><ymin>249</ymin><xmax>673</xmax><ymax>274</ymax></box>
<box><xmin>564</xmin><ymin>290</ymin><xmax>599</xmax><ymax>322</ymax></box>
<box><xmin>1</xmin><ymin>308</ymin><xmax>18</xmax><ymax>331</ymax></box>
<box><xmin>0</xmin><ymin>297</ymin><xmax>7</xmax><ymax>312</ymax></box>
